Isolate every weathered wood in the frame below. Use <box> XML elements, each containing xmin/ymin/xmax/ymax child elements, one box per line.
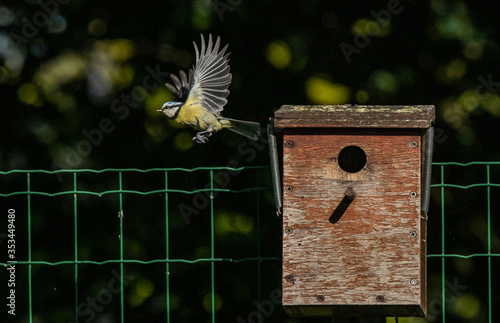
<box><xmin>275</xmin><ymin>105</ymin><xmax>434</xmax><ymax>317</ymax></box>
<box><xmin>274</xmin><ymin>105</ymin><xmax>435</xmax><ymax>129</ymax></box>
<box><xmin>281</xmin><ymin>128</ymin><xmax>426</xmax><ymax>317</ymax></box>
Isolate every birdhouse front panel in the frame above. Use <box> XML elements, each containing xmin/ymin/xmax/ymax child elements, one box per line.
<box><xmin>274</xmin><ymin>105</ymin><xmax>435</xmax><ymax>317</ymax></box>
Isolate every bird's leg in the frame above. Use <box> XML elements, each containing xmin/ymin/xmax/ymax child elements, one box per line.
<box><xmin>193</xmin><ymin>130</ymin><xmax>213</xmax><ymax>143</ymax></box>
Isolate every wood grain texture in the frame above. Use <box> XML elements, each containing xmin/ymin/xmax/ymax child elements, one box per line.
<box><xmin>274</xmin><ymin>105</ymin><xmax>435</xmax><ymax>129</ymax></box>
<box><xmin>281</xmin><ymin>128</ymin><xmax>426</xmax><ymax>317</ymax></box>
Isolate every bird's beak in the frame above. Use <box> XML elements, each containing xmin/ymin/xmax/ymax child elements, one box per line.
<box><xmin>157</xmin><ymin>109</ymin><xmax>162</xmax><ymax>112</ymax></box>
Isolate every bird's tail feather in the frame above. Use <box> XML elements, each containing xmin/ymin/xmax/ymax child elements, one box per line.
<box><xmin>220</xmin><ymin>118</ymin><xmax>261</xmax><ymax>141</ymax></box>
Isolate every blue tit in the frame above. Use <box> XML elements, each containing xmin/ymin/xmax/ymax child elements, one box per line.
<box><xmin>158</xmin><ymin>34</ymin><xmax>261</xmax><ymax>143</ymax></box>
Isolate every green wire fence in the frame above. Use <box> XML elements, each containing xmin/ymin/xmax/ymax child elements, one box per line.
<box><xmin>1</xmin><ymin>167</ymin><xmax>281</xmax><ymax>322</ymax></box>
<box><xmin>1</xmin><ymin>162</ymin><xmax>499</xmax><ymax>322</ymax></box>
<box><xmin>426</xmin><ymin>161</ymin><xmax>500</xmax><ymax>323</ymax></box>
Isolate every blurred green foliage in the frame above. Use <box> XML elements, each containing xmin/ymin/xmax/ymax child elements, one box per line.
<box><xmin>2</xmin><ymin>0</ymin><xmax>500</xmax><ymax>170</ymax></box>
<box><xmin>1</xmin><ymin>0</ymin><xmax>500</xmax><ymax>322</ymax></box>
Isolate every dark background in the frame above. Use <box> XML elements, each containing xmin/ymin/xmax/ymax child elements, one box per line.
<box><xmin>1</xmin><ymin>0</ymin><xmax>499</xmax><ymax>322</ymax></box>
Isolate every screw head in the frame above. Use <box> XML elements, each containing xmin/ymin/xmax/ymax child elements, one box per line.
<box><xmin>285</xmin><ymin>140</ymin><xmax>294</xmax><ymax>148</ymax></box>
<box><xmin>410</xmin><ymin>191</ymin><xmax>417</xmax><ymax>198</ymax></box>
<box><xmin>410</xmin><ymin>141</ymin><xmax>418</xmax><ymax>148</ymax></box>
<box><xmin>316</xmin><ymin>295</ymin><xmax>325</xmax><ymax>302</ymax></box>
<box><xmin>410</xmin><ymin>279</ymin><xmax>418</xmax><ymax>286</ymax></box>
<box><xmin>285</xmin><ymin>275</ymin><xmax>294</xmax><ymax>282</ymax></box>
<box><xmin>285</xmin><ymin>228</ymin><xmax>293</xmax><ymax>234</ymax></box>
<box><xmin>344</xmin><ymin>187</ymin><xmax>357</xmax><ymax>200</ymax></box>
<box><xmin>410</xmin><ymin>231</ymin><xmax>417</xmax><ymax>238</ymax></box>
<box><xmin>376</xmin><ymin>295</ymin><xmax>385</xmax><ymax>302</ymax></box>
<box><xmin>285</xmin><ymin>186</ymin><xmax>293</xmax><ymax>193</ymax></box>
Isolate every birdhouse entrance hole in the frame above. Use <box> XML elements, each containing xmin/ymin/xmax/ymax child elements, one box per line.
<box><xmin>338</xmin><ymin>146</ymin><xmax>366</xmax><ymax>173</ymax></box>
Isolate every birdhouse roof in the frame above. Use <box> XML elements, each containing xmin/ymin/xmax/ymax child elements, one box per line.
<box><xmin>274</xmin><ymin>105</ymin><xmax>435</xmax><ymax>128</ymax></box>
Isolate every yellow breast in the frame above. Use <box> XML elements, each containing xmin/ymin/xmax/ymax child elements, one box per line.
<box><xmin>176</xmin><ymin>99</ymin><xmax>222</xmax><ymax>132</ymax></box>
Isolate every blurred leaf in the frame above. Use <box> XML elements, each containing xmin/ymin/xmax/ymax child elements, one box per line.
<box><xmin>452</xmin><ymin>293</ymin><xmax>481</xmax><ymax>319</ymax></box>
<box><xmin>18</xmin><ymin>82</ymin><xmax>42</xmax><ymax>106</ymax></box>
<box><xmin>370</xmin><ymin>69</ymin><xmax>397</xmax><ymax>93</ymax></box>
<box><xmin>203</xmin><ymin>292</ymin><xmax>222</xmax><ymax>313</ymax></box>
<box><xmin>355</xmin><ymin>90</ymin><xmax>369</xmax><ymax>103</ymax></box>
<box><xmin>215</xmin><ymin>212</ymin><xmax>254</xmax><ymax>236</ymax></box>
<box><xmin>265</xmin><ymin>40</ymin><xmax>292</xmax><ymax>70</ymax></box>
<box><xmin>306</xmin><ymin>75</ymin><xmax>350</xmax><ymax>104</ymax></box>
<box><xmin>352</xmin><ymin>18</ymin><xmax>390</xmax><ymax>37</ymax></box>
<box><xmin>129</xmin><ymin>278</ymin><xmax>155</xmax><ymax>307</ymax></box>
<box><xmin>174</xmin><ymin>131</ymin><xmax>195</xmax><ymax>150</ymax></box>
<box><xmin>192</xmin><ymin>0</ymin><xmax>212</xmax><ymax>30</ymax></box>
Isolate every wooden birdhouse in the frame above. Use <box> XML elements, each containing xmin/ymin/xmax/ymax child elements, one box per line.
<box><xmin>269</xmin><ymin>105</ymin><xmax>435</xmax><ymax>317</ymax></box>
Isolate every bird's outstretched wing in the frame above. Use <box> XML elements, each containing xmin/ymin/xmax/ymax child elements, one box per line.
<box><xmin>165</xmin><ymin>69</ymin><xmax>193</xmax><ymax>102</ymax></box>
<box><xmin>188</xmin><ymin>34</ymin><xmax>231</xmax><ymax>115</ymax></box>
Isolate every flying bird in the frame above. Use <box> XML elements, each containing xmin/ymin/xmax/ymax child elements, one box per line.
<box><xmin>158</xmin><ymin>34</ymin><xmax>261</xmax><ymax>143</ymax></box>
